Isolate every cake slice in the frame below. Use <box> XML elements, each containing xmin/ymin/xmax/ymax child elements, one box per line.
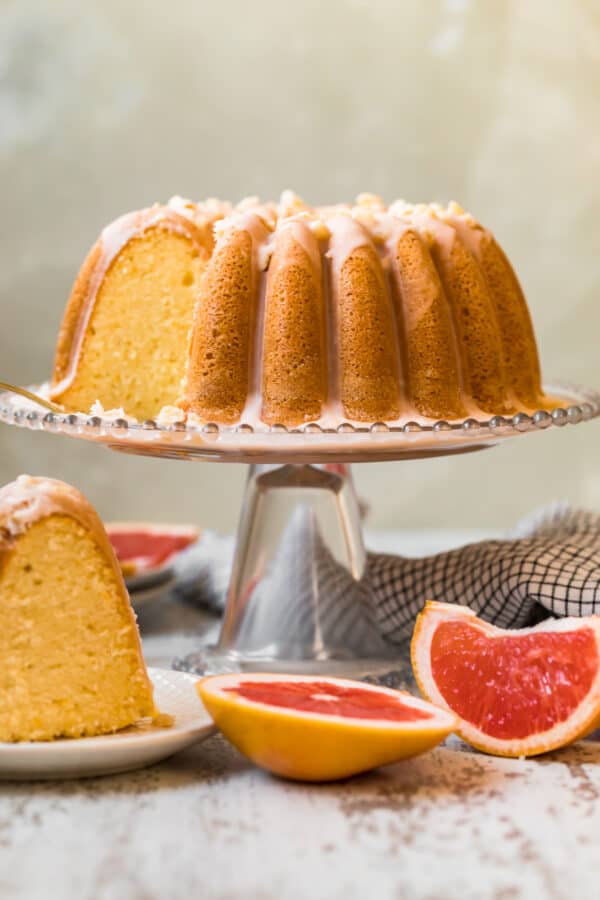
<box><xmin>0</xmin><ymin>476</ymin><xmax>157</xmax><ymax>742</ymax></box>
<box><xmin>50</xmin><ymin>206</ymin><xmax>217</xmax><ymax>421</ymax></box>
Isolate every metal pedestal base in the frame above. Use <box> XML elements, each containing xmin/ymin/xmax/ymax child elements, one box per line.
<box><xmin>176</xmin><ymin>464</ymin><xmax>399</xmax><ymax>676</ymax></box>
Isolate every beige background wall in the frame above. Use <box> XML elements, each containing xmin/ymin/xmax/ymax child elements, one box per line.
<box><xmin>1</xmin><ymin>0</ymin><xmax>599</xmax><ymax>532</ymax></box>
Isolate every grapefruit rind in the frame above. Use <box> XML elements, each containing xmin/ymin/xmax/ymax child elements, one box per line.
<box><xmin>411</xmin><ymin>601</ymin><xmax>600</xmax><ymax>758</ymax></box>
<box><xmin>198</xmin><ymin>673</ymin><xmax>456</xmax><ymax>782</ymax></box>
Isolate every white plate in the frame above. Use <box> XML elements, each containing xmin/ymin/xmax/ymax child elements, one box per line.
<box><xmin>0</xmin><ymin>668</ymin><xmax>215</xmax><ymax>780</ymax></box>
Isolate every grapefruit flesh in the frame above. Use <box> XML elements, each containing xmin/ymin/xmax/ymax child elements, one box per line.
<box><xmin>225</xmin><ymin>680</ymin><xmax>432</xmax><ymax>722</ymax></box>
<box><xmin>198</xmin><ymin>673</ymin><xmax>456</xmax><ymax>782</ymax></box>
<box><xmin>107</xmin><ymin>523</ymin><xmax>198</xmax><ymax>574</ymax></box>
<box><xmin>431</xmin><ymin>622</ymin><xmax>597</xmax><ymax>740</ymax></box>
<box><xmin>412</xmin><ymin>601</ymin><xmax>600</xmax><ymax>757</ymax></box>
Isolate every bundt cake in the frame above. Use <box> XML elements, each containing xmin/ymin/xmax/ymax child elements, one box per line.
<box><xmin>0</xmin><ymin>475</ymin><xmax>157</xmax><ymax>741</ymax></box>
<box><xmin>50</xmin><ymin>192</ymin><xmax>548</xmax><ymax>428</ymax></box>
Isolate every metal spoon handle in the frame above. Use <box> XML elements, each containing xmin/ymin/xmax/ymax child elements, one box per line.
<box><xmin>0</xmin><ymin>382</ymin><xmax>64</xmax><ymax>414</ymax></box>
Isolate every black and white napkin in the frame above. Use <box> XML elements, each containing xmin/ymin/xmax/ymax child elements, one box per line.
<box><xmin>173</xmin><ymin>503</ymin><xmax>600</xmax><ymax>642</ymax></box>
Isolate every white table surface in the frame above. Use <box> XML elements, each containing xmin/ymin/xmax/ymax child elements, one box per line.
<box><xmin>2</xmin><ymin>530</ymin><xmax>599</xmax><ymax>900</ymax></box>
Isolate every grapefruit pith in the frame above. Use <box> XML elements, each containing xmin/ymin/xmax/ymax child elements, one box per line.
<box><xmin>411</xmin><ymin>601</ymin><xmax>600</xmax><ymax>758</ymax></box>
<box><xmin>197</xmin><ymin>673</ymin><xmax>456</xmax><ymax>782</ymax></box>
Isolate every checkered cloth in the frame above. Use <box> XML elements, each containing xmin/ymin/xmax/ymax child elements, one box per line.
<box><xmin>370</xmin><ymin>503</ymin><xmax>600</xmax><ymax>642</ymax></box>
<box><xmin>173</xmin><ymin>504</ymin><xmax>600</xmax><ymax>643</ymax></box>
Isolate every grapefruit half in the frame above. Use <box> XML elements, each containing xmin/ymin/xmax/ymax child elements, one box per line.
<box><xmin>197</xmin><ymin>673</ymin><xmax>456</xmax><ymax>782</ymax></box>
<box><xmin>411</xmin><ymin>601</ymin><xmax>600</xmax><ymax>757</ymax></box>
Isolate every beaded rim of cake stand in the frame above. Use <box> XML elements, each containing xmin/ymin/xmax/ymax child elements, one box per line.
<box><xmin>0</xmin><ymin>383</ymin><xmax>598</xmax><ymax>455</ymax></box>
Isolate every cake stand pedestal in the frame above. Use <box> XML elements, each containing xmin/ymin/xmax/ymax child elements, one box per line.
<box><xmin>1</xmin><ymin>382</ymin><xmax>599</xmax><ymax>676</ymax></box>
<box><xmin>179</xmin><ymin>462</ymin><xmax>398</xmax><ymax>676</ymax></box>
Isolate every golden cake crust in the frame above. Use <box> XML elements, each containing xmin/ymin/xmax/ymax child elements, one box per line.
<box><xmin>444</xmin><ymin>210</ymin><xmax>543</xmax><ymax>408</ymax></box>
<box><xmin>336</xmin><ymin>244</ymin><xmax>401</xmax><ymax>421</ymax></box>
<box><xmin>428</xmin><ymin>222</ymin><xmax>510</xmax><ymax>413</ymax></box>
<box><xmin>182</xmin><ymin>216</ymin><xmax>270</xmax><ymax>423</ymax></box>
<box><xmin>261</xmin><ymin>224</ymin><xmax>327</xmax><ymax>426</ymax></box>
<box><xmin>391</xmin><ymin>228</ymin><xmax>466</xmax><ymax>420</ymax></box>
<box><xmin>52</xmin><ymin>242</ymin><xmax>104</xmax><ymax>390</ymax></box>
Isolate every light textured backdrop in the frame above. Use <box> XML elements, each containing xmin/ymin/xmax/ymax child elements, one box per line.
<box><xmin>1</xmin><ymin>0</ymin><xmax>599</xmax><ymax>531</ymax></box>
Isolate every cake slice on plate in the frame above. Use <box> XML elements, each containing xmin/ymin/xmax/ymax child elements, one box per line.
<box><xmin>0</xmin><ymin>475</ymin><xmax>157</xmax><ymax>741</ymax></box>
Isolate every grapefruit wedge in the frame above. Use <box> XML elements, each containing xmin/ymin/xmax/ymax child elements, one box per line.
<box><xmin>197</xmin><ymin>674</ymin><xmax>456</xmax><ymax>782</ymax></box>
<box><xmin>411</xmin><ymin>601</ymin><xmax>600</xmax><ymax>758</ymax></box>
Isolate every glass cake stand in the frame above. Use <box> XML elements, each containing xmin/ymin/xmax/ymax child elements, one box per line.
<box><xmin>1</xmin><ymin>382</ymin><xmax>599</xmax><ymax>677</ymax></box>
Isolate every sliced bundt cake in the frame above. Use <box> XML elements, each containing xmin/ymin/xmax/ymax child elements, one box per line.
<box><xmin>50</xmin><ymin>192</ymin><xmax>548</xmax><ymax>428</ymax></box>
